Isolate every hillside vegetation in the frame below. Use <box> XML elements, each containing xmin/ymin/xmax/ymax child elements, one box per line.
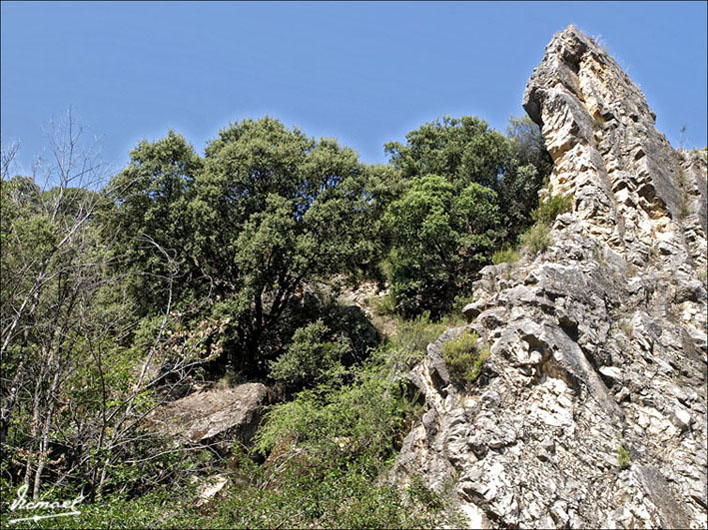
<box><xmin>0</xmin><ymin>111</ymin><xmax>553</xmax><ymax>527</ymax></box>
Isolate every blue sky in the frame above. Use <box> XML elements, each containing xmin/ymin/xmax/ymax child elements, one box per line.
<box><xmin>2</xmin><ymin>1</ymin><xmax>707</xmax><ymax>176</ymax></box>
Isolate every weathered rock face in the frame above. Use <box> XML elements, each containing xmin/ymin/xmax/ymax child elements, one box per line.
<box><xmin>150</xmin><ymin>383</ymin><xmax>269</xmax><ymax>447</ymax></box>
<box><xmin>392</xmin><ymin>26</ymin><xmax>707</xmax><ymax>529</ymax></box>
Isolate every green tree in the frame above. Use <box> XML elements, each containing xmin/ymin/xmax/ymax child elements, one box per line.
<box><xmin>497</xmin><ymin>163</ymin><xmax>543</xmax><ymax>239</ymax></box>
<box><xmin>385</xmin><ymin>115</ymin><xmax>552</xmax><ymax>240</ymax></box>
<box><xmin>385</xmin><ymin>115</ymin><xmax>514</xmax><ymax>190</ymax></box>
<box><xmin>506</xmin><ymin>115</ymin><xmax>554</xmax><ymax>178</ymax></box>
<box><xmin>268</xmin><ymin>320</ymin><xmax>349</xmax><ymax>388</ymax></box>
<box><xmin>499</xmin><ymin>116</ymin><xmax>554</xmax><ymax>237</ymax></box>
<box><xmin>0</xmin><ymin>113</ymin><xmax>142</xmax><ymax>496</ymax></box>
<box><xmin>187</xmin><ymin>117</ymin><xmax>381</xmax><ymax>375</ymax></box>
<box><xmin>384</xmin><ymin>175</ymin><xmax>502</xmax><ymax>317</ymax></box>
<box><xmin>107</xmin><ymin>131</ymin><xmax>204</xmax><ymax>314</ymax></box>
<box><xmin>381</xmin><ymin>115</ymin><xmax>554</xmax><ymax>314</ymax></box>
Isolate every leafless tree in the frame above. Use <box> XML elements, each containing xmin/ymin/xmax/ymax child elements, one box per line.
<box><xmin>1</xmin><ymin>110</ymin><xmax>109</xmax><ymax>492</ymax></box>
<box><xmin>2</xmin><ymin>110</ymin><xmax>216</xmax><ymax>499</ymax></box>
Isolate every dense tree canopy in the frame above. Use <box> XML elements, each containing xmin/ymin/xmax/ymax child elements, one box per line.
<box><xmin>506</xmin><ymin>115</ymin><xmax>554</xmax><ymax>178</ymax></box>
<box><xmin>501</xmin><ymin>116</ymin><xmax>554</xmax><ymax>235</ymax></box>
<box><xmin>385</xmin><ymin>115</ymin><xmax>513</xmax><ymax>189</ymax></box>
<box><xmin>193</xmin><ymin>118</ymin><xmax>387</xmax><ymax>374</ymax></box>
<box><xmin>108</xmin><ymin>131</ymin><xmax>203</xmax><ymax>313</ymax></box>
<box><xmin>107</xmin><ymin>117</ymin><xmax>393</xmax><ymax>377</ymax></box>
<box><xmin>381</xmin><ymin>115</ymin><xmax>551</xmax><ymax>315</ymax></box>
<box><xmin>384</xmin><ymin>175</ymin><xmax>502</xmax><ymax>317</ymax></box>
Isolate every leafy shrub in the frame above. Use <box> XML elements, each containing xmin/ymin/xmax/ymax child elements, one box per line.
<box><xmin>617</xmin><ymin>443</ymin><xmax>631</xmax><ymax>469</ymax></box>
<box><xmin>0</xmin><ymin>487</ymin><xmax>186</xmax><ymax>529</ymax></box>
<box><xmin>452</xmin><ymin>292</ymin><xmax>475</xmax><ymax>315</ymax></box>
<box><xmin>383</xmin><ymin>115</ymin><xmax>553</xmax><ymax>309</ymax></box>
<box><xmin>320</xmin><ymin>300</ymin><xmax>381</xmax><ymax>364</ymax></box>
<box><xmin>0</xmin><ymin>350</ymin><xmax>460</xmax><ymax>529</ymax></box>
<box><xmin>258</xmin><ymin>357</ymin><xmax>417</xmax><ymax>460</ymax></box>
<box><xmin>268</xmin><ymin>320</ymin><xmax>349</xmax><ymax>388</ymax></box>
<box><xmin>247</xmin><ymin>353</ymin><xmax>459</xmax><ymax>528</ymax></box>
<box><xmin>177</xmin><ymin>464</ymin><xmax>459</xmax><ymax>529</ymax></box>
<box><xmin>384</xmin><ymin>175</ymin><xmax>503</xmax><ymax>318</ymax></box>
<box><xmin>389</xmin><ymin>312</ymin><xmax>453</xmax><ymax>365</ymax></box>
<box><xmin>531</xmin><ymin>193</ymin><xmax>574</xmax><ymax>225</ymax></box>
<box><xmin>369</xmin><ymin>293</ymin><xmax>398</xmax><ymax>316</ymax></box>
<box><xmin>492</xmin><ymin>248</ymin><xmax>521</xmax><ymax>265</ymax></box>
<box><xmin>520</xmin><ymin>222</ymin><xmax>552</xmax><ymax>255</ymax></box>
<box><xmin>442</xmin><ymin>329</ymin><xmax>490</xmax><ymax>384</ymax></box>
<box><xmin>0</xmin><ymin>450</ymin><xmax>212</xmax><ymax>529</ymax></box>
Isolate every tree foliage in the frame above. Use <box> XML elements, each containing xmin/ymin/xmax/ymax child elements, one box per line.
<box><xmin>385</xmin><ymin>115</ymin><xmax>513</xmax><ymax>189</ymax></box>
<box><xmin>381</xmin><ymin>115</ymin><xmax>552</xmax><ymax>316</ymax></box>
<box><xmin>506</xmin><ymin>115</ymin><xmax>554</xmax><ymax>177</ymax></box>
<box><xmin>384</xmin><ymin>175</ymin><xmax>502</xmax><ymax>317</ymax></box>
<box><xmin>108</xmin><ymin>131</ymin><xmax>204</xmax><ymax>313</ymax></box>
<box><xmin>191</xmin><ymin>118</ymin><xmax>387</xmax><ymax>374</ymax></box>
<box><xmin>105</xmin><ymin>117</ymin><xmax>391</xmax><ymax>377</ymax></box>
<box><xmin>268</xmin><ymin>320</ymin><xmax>349</xmax><ymax>388</ymax></box>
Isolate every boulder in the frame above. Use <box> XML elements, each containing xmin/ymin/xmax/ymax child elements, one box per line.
<box><xmin>150</xmin><ymin>382</ymin><xmax>269</xmax><ymax>446</ymax></box>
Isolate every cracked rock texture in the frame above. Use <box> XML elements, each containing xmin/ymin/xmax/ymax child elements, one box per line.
<box><xmin>391</xmin><ymin>25</ymin><xmax>707</xmax><ymax>529</ymax></box>
<box><xmin>149</xmin><ymin>383</ymin><xmax>269</xmax><ymax>447</ymax></box>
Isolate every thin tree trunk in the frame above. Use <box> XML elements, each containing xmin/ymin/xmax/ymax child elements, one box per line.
<box><xmin>32</xmin><ymin>346</ymin><xmax>64</xmax><ymax>499</ymax></box>
<box><xmin>1</xmin><ymin>276</ymin><xmax>45</xmax><ymax>446</ymax></box>
<box><xmin>24</xmin><ymin>355</ymin><xmax>51</xmax><ymax>488</ymax></box>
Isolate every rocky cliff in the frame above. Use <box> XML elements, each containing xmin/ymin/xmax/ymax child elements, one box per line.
<box><xmin>391</xmin><ymin>25</ymin><xmax>707</xmax><ymax>529</ymax></box>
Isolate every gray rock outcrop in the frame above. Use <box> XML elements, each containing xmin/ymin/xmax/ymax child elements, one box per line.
<box><xmin>392</xmin><ymin>25</ymin><xmax>707</xmax><ymax>529</ymax></box>
<box><xmin>149</xmin><ymin>383</ymin><xmax>269</xmax><ymax>447</ymax></box>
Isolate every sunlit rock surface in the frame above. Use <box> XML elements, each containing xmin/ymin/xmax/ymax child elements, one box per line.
<box><xmin>391</xmin><ymin>25</ymin><xmax>707</xmax><ymax>529</ymax></box>
<box><xmin>150</xmin><ymin>383</ymin><xmax>269</xmax><ymax>447</ymax></box>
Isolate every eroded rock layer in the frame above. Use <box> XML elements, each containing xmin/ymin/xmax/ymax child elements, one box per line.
<box><xmin>392</xmin><ymin>25</ymin><xmax>707</xmax><ymax>529</ymax></box>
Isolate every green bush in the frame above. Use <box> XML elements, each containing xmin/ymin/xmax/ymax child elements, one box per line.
<box><xmin>0</xmin><ymin>347</ymin><xmax>461</xmax><ymax>529</ymax></box>
<box><xmin>268</xmin><ymin>320</ymin><xmax>349</xmax><ymax>388</ymax></box>
<box><xmin>520</xmin><ymin>222</ymin><xmax>552</xmax><ymax>255</ymax></box>
<box><xmin>266</xmin><ymin>295</ymin><xmax>381</xmax><ymax>389</ymax></box>
<box><xmin>369</xmin><ymin>293</ymin><xmax>398</xmax><ymax>316</ymax></box>
<box><xmin>531</xmin><ymin>193</ymin><xmax>574</xmax><ymax>225</ymax></box>
<box><xmin>258</xmin><ymin>357</ymin><xmax>417</xmax><ymax>461</ymax></box>
<box><xmin>249</xmin><ymin>353</ymin><xmax>459</xmax><ymax>528</ymax></box>
<box><xmin>617</xmin><ymin>443</ymin><xmax>631</xmax><ymax>469</ymax></box>
<box><xmin>384</xmin><ymin>175</ymin><xmax>503</xmax><ymax>318</ymax></box>
<box><xmin>0</xmin><ymin>476</ymin><xmax>202</xmax><ymax>529</ymax></box>
<box><xmin>175</xmin><ymin>464</ymin><xmax>460</xmax><ymax>529</ymax></box>
<box><xmin>389</xmin><ymin>312</ymin><xmax>453</xmax><ymax>365</ymax></box>
<box><xmin>382</xmin><ymin>115</ymin><xmax>553</xmax><ymax>314</ymax></box>
<box><xmin>320</xmin><ymin>300</ymin><xmax>381</xmax><ymax>363</ymax></box>
<box><xmin>492</xmin><ymin>248</ymin><xmax>521</xmax><ymax>265</ymax></box>
<box><xmin>452</xmin><ymin>292</ymin><xmax>475</xmax><ymax>315</ymax></box>
<box><xmin>442</xmin><ymin>329</ymin><xmax>490</xmax><ymax>384</ymax></box>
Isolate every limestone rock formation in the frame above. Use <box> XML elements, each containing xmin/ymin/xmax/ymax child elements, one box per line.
<box><xmin>149</xmin><ymin>383</ymin><xmax>269</xmax><ymax>447</ymax></box>
<box><xmin>392</xmin><ymin>25</ymin><xmax>707</xmax><ymax>529</ymax></box>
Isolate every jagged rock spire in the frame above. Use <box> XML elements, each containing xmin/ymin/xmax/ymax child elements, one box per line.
<box><xmin>523</xmin><ymin>25</ymin><xmax>706</xmax><ymax>270</ymax></box>
<box><xmin>392</xmin><ymin>25</ymin><xmax>707</xmax><ymax>529</ymax></box>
